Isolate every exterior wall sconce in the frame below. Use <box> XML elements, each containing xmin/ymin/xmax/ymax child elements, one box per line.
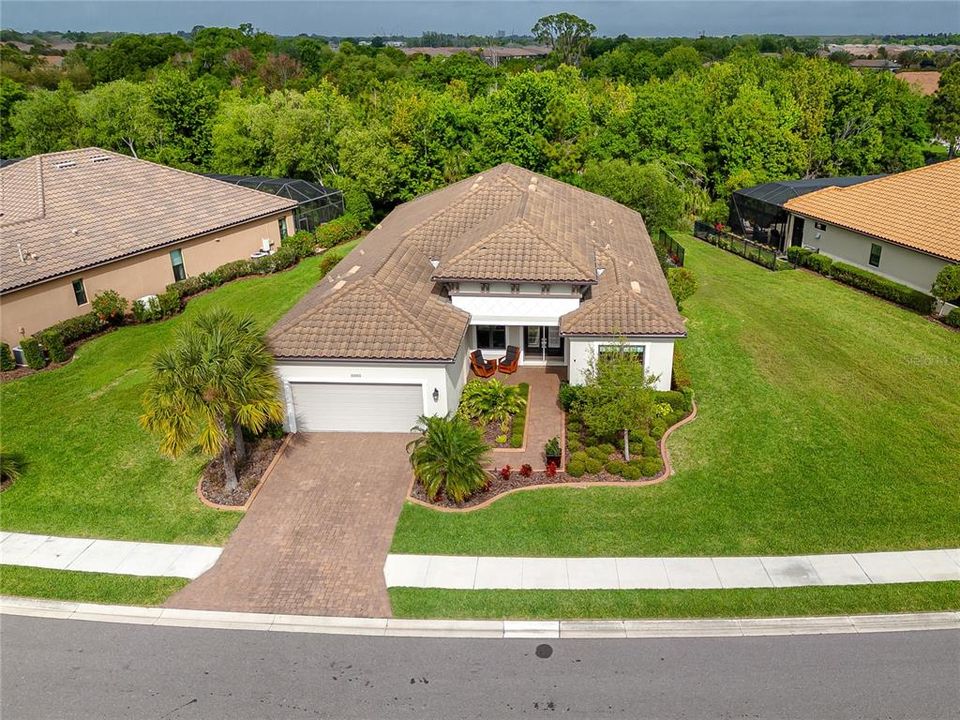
<box><xmin>433</xmin><ymin>388</ymin><xmax>440</xmax><ymax>402</ymax></box>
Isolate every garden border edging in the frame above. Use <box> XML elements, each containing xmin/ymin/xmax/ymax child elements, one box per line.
<box><xmin>196</xmin><ymin>434</ymin><xmax>292</xmax><ymax>512</ymax></box>
<box><xmin>406</xmin><ymin>400</ymin><xmax>698</xmax><ymax>513</ymax></box>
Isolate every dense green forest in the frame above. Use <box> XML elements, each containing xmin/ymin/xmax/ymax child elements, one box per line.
<box><xmin>1</xmin><ymin>23</ymin><xmax>957</xmax><ymax>227</ymax></box>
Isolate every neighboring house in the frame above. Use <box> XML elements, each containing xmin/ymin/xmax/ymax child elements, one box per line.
<box><xmin>0</xmin><ymin>148</ymin><xmax>297</xmax><ymax>347</ymax></box>
<box><xmin>268</xmin><ymin>164</ymin><xmax>685</xmax><ymax>433</ymax></box>
<box><xmin>784</xmin><ymin>159</ymin><xmax>960</xmax><ymax>294</ymax></box>
<box><xmin>849</xmin><ymin>58</ymin><xmax>901</xmax><ymax>71</ymax></box>
<box><xmin>728</xmin><ymin>175</ymin><xmax>883</xmax><ymax>253</ymax></box>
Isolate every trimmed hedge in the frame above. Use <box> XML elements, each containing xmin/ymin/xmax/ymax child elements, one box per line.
<box><xmin>37</xmin><ymin>329</ymin><xmax>68</xmax><ymax>363</ymax></box>
<box><xmin>316</xmin><ymin>214</ymin><xmax>362</xmax><ymax>249</ymax></box>
<box><xmin>0</xmin><ymin>342</ymin><xmax>15</xmax><ymax>371</ymax></box>
<box><xmin>829</xmin><ymin>262</ymin><xmax>936</xmax><ymax>314</ymax></box>
<box><xmin>671</xmin><ymin>346</ymin><xmax>692</xmax><ymax>389</ymax></box>
<box><xmin>943</xmin><ymin>308</ymin><xmax>960</xmax><ymax>328</ymax></box>
<box><xmin>805</xmin><ymin>253</ymin><xmax>833</xmax><ymax>274</ymax></box>
<box><xmin>654</xmin><ymin>389</ymin><xmax>691</xmax><ymax>413</ymax></box>
<box><xmin>47</xmin><ymin>312</ymin><xmax>103</xmax><ymax>344</ymax></box>
<box><xmin>20</xmin><ymin>336</ymin><xmax>47</xmax><ymax>370</ymax></box>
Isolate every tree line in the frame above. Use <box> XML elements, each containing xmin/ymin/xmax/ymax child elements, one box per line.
<box><xmin>1</xmin><ymin>22</ymin><xmax>956</xmax><ymax>229</ymax></box>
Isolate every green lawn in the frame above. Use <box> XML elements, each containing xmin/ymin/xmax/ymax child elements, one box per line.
<box><xmin>390</xmin><ymin>583</ymin><xmax>960</xmax><ymax>620</ymax></box>
<box><xmin>0</xmin><ymin>245</ymin><xmax>355</xmax><ymax>545</ymax></box>
<box><xmin>1</xmin><ymin>565</ymin><xmax>187</xmax><ymax>605</ymax></box>
<box><xmin>392</xmin><ymin>237</ymin><xmax>960</xmax><ymax>557</ymax></box>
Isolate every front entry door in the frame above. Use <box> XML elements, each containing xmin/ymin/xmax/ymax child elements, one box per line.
<box><xmin>524</xmin><ymin>326</ymin><xmax>563</xmax><ymax>361</ymax></box>
<box><xmin>791</xmin><ymin>217</ymin><xmax>805</xmax><ymax>248</ymax></box>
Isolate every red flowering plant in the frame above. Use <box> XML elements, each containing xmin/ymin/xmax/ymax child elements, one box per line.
<box><xmin>498</xmin><ymin>465</ymin><xmax>512</xmax><ymax>481</ymax></box>
<box><xmin>519</xmin><ymin>464</ymin><xmax>533</xmax><ymax>478</ymax></box>
<box><xmin>545</xmin><ymin>461</ymin><xmax>557</xmax><ymax>477</ymax></box>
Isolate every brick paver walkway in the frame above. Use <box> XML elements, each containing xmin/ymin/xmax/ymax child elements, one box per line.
<box><xmin>490</xmin><ymin>366</ymin><xmax>564</xmax><ymax>470</ymax></box>
<box><xmin>167</xmin><ymin>433</ymin><xmax>413</xmax><ymax>617</ymax></box>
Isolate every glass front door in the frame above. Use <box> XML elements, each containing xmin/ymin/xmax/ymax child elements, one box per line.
<box><xmin>524</xmin><ymin>326</ymin><xmax>563</xmax><ymax>360</ymax></box>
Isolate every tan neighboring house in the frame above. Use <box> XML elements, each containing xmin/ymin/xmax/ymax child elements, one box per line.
<box><xmin>268</xmin><ymin>163</ymin><xmax>685</xmax><ymax>433</ymax></box>
<box><xmin>784</xmin><ymin>159</ymin><xmax>960</xmax><ymax>296</ymax></box>
<box><xmin>0</xmin><ymin>148</ymin><xmax>297</xmax><ymax>348</ymax></box>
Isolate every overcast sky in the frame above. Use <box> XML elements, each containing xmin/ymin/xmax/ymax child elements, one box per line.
<box><xmin>3</xmin><ymin>1</ymin><xmax>958</xmax><ymax>38</ymax></box>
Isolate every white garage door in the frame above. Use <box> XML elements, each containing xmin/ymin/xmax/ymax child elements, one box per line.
<box><xmin>290</xmin><ymin>382</ymin><xmax>423</xmax><ymax>433</ymax></box>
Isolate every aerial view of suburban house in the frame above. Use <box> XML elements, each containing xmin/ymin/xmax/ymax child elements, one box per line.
<box><xmin>784</xmin><ymin>159</ymin><xmax>960</xmax><ymax>295</ymax></box>
<box><xmin>0</xmin><ymin>148</ymin><xmax>297</xmax><ymax>347</ymax></box>
<box><xmin>268</xmin><ymin>163</ymin><xmax>685</xmax><ymax>432</ymax></box>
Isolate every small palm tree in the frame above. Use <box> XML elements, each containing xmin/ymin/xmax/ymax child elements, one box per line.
<box><xmin>140</xmin><ymin>309</ymin><xmax>284</xmax><ymax>493</ymax></box>
<box><xmin>407</xmin><ymin>415</ymin><xmax>490</xmax><ymax>504</ymax></box>
<box><xmin>0</xmin><ymin>449</ymin><xmax>27</xmax><ymax>486</ymax></box>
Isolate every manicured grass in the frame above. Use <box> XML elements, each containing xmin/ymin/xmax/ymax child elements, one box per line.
<box><xmin>392</xmin><ymin>237</ymin><xmax>960</xmax><ymax>556</ymax></box>
<box><xmin>1</xmin><ymin>565</ymin><xmax>187</xmax><ymax>606</ymax></box>
<box><xmin>389</xmin><ymin>582</ymin><xmax>960</xmax><ymax>620</ymax></box>
<box><xmin>0</xmin><ymin>244</ymin><xmax>356</xmax><ymax>545</ymax></box>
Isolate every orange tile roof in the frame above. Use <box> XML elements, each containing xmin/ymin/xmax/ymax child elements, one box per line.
<box><xmin>0</xmin><ymin>148</ymin><xmax>296</xmax><ymax>293</ymax></box>
<box><xmin>784</xmin><ymin>159</ymin><xmax>960</xmax><ymax>262</ymax></box>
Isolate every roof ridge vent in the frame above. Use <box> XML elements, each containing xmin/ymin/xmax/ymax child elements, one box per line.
<box><xmin>53</xmin><ymin>160</ymin><xmax>77</xmax><ymax>170</ymax></box>
<box><xmin>90</xmin><ymin>155</ymin><xmax>111</xmax><ymax>163</ymax></box>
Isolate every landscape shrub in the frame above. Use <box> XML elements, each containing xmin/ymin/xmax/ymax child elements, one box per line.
<box><xmin>931</xmin><ymin>264</ymin><xmax>960</xmax><ymax>304</ymax></box>
<box><xmin>167</xmin><ymin>274</ymin><xmax>213</xmax><ymax>298</ymax></box>
<box><xmin>252</xmin><ymin>246</ymin><xmax>300</xmax><ymax>274</ymax></box>
<box><xmin>650</xmin><ymin>419</ymin><xmax>667</xmax><ymax>439</ymax></box>
<box><xmin>654</xmin><ymin>389</ymin><xmax>690</xmax><ymax>413</ymax></box>
<box><xmin>519</xmin><ymin>464</ymin><xmax>533</xmax><ymax>478</ymax></box>
<box><xmin>566</xmin><ymin>460</ymin><xmax>586</xmax><ymax>478</ymax></box>
<box><xmin>19</xmin><ymin>336</ymin><xmax>47</xmax><ymax>370</ymax></box>
<box><xmin>283</xmin><ymin>230</ymin><xmax>318</xmax><ymax>258</ymax></box>
<box><xmin>566</xmin><ymin>419</ymin><xmax>582</xmax><ymax>434</ymax></box>
<box><xmin>566</xmin><ymin>435</ymin><xmax>583</xmax><ymax>452</ymax></box>
<box><xmin>545</xmin><ymin>461</ymin><xmax>557</xmax><ymax>478</ymax></box>
<box><xmin>679</xmin><ymin>386</ymin><xmax>695</xmax><ymax>409</ymax></box>
<box><xmin>584</xmin><ymin>457</ymin><xmax>604</xmax><ymax>474</ymax></box>
<box><xmin>91</xmin><ymin>290</ymin><xmax>128</xmax><ymax>325</ymax></box>
<box><xmin>319</xmin><ymin>251</ymin><xmax>344</xmax><ymax>276</ymax></box>
<box><xmin>605</xmin><ymin>460</ymin><xmax>625</xmax><ymax>476</ymax></box>
<box><xmin>558</xmin><ymin>383</ymin><xmax>586</xmax><ymax>412</ymax></box>
<box><xmin>944</xmin><ymin>308</ymin><xmax>960</xmax><ymax>328</ymax></box>
<box><xmin>132</xmin><ymin>296</ymin><xmax>161</xmax><ymax>323</ymax></box>
<box><xmin>340</xmin><ymin>180</ymin><xmax>375</xmax><ymax>226</ymax></box>
<box><xmin>569</xmin><ymin>450</ymin><xmax>589</xmax><ymax>464</ymax></box>
<box><xmin>156</xmin><ymin>288</ymin><xmax>182</xmax><ymax>317</ymax></box>
<box><xmin>805</xmin><ymin>252</ymin><xmax>833</xmax><ymax>275</ymax></box>
<box><xmin>498</xmin><ymin>465</ymin><xmax>511</xmax><ymax>481</ymax></box>
<box><xmin>316</xmin><ymin>214</ymin><xmax>362</xmax><ymax>249</ymax></box>
<box><xmin>641</xmin><ymin>457</ymin><xmax>665</xmax><ymax>477</ymax></box>
<box><xmin>585</xmin><ymin>446</ymin><xmax>609</xmax><ymax>462</ymax></box>
<box><xmin>829</xmin><ymin>262</ymin><xmax>936</xmax><ymax>314</ymax></box>
<box><xmin>666</xmin><ymin>267</ymin><xmax>698</xmax><ymax>310</ymax></box>
<box><xmin>641</xmin><ymin>435</ymin><xmax>659</xmax><ymax>458</ymax></box>
<box><xmin>621</xmin><ymin>463</ymin><xmax>643</xmax><ymax>480</ymax></box>
<box><xmin>37</xmin><ymin>329</ymin><xmax>68</xmax><ymax>363</ymax></box>
<box><xmin>0</xmin><ymin>342</ymin><xmax>15</xmax><ymax>371</ymax></box>
<box><xmin>671</xmin><ymin>346</ymin><xmax>692</xmax><ymax>389</ymax></box>
<box><xmin>212</xmin><ymin>259</ymin><xmax>254</xmax><ymax>284</ymax></box>
<box><xmin>597</xmin><ymin>443</ymin><xmax>617</xmax><ymax>456</ymax></box>
<box><xmin>787</xmin><ymin>246</ymin><xmax>813</xmax><ymax>265</ymax></box>
<box><xmin>45</xmin><ymin>312</ymin><xmax>103</xmax><ymax>344</ymax></box>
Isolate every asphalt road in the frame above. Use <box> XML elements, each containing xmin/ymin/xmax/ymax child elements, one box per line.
<box><xmin>1</xmin><ymin>615</ymin><xmax>958</xmax><ymax>719</ymax></box>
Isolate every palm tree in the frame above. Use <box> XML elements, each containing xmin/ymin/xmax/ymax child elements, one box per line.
<box><xmin>140</xmin><ymin>309</ymin><xmax>284</xmax><ymax>493</ymax></box>
<box><xmin>407</xmin><ymin>415</ymin><xmax>490</xmax><ymax>504</ymax></box>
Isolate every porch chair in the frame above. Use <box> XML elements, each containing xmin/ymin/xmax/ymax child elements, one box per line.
<box><xmin>470</xmin><ymin>350</ymin><xmax>498</xmax><ymax>378</ymax></box>
<box><xmin>498</xmin><ymin>345</ymin><xmax>520</xmax><ymax>374</ymax></box>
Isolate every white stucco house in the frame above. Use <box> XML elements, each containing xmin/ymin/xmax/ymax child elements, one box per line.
<box><xmin>268</xmin><ymin>164</ymin><xmax>686</xmax><ymax>433</ymax></box>
<box><xmin>784</xmin><ymin>159</ymin><xmax>960</xmax><ymax>297</ymax></box>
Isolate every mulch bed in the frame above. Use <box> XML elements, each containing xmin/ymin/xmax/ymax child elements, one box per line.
<box><xmin>200</xmin><ymin>437</ymin><xmax>283</xmax><ymax>507</ymax></box>
<box><xmin>481</xmin><ymin>418</ymin><xmax>516</xmax><ymax>448</ymax></box>
<box><xmin>409</xmin><ymin>466</ymin><xmax>646</xmax><ymax>509</ymax></box>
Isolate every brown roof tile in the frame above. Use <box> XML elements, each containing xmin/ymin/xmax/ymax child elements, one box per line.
<box><xmin>1</xmin><ymin>148</ymin><xmax>297</xmax><ymax>293</ymax></box>
<box><xmin>269</xmin><ymin>164</ymin><xmax>685</xmax><ymax>362</ymax></box>
<box><xmin>784</xmin><ymin>159</ymin><xmax>960</xmax><ymax>262</ymax></box>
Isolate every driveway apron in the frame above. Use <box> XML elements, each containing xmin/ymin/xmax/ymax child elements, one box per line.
<box><xmin>167</xmin><ymin>433</ymin><xmax>412</xmax><ymax>617</ymax></box>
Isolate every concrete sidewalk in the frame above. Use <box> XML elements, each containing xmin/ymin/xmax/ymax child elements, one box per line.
<box><xmin>383</xmin><ymin>549</ymin><xmax>960</xmax><ymax>590</ymax></box>
<box><xmin>0</xmin><ymin>532</ymin><xmax>221</xmax><ymax>579</ymax></box>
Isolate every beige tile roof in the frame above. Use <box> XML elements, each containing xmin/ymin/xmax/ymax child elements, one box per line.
<box><xmin>784</xmin><ymin>159</ymin><xmax>960</xmax><ymax>262</ymax></box>
<box><xmin>269</xmin><ymin>164</ymin><xmax>685</xmax><ymax>362</ymax></box>
<box><xmin>1</xmin><ymin>148</ymin><xmax>297</xmax><ymax>293</ymax></box>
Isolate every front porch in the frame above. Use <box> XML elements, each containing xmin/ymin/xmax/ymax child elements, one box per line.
<box><xmin>485</xmin><ymin>366</ymin><xmax>565</xmax><ymax>471</ymax></box>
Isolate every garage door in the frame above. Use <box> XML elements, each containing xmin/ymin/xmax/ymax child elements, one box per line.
<box><xmin>290</xmin><ymin>382</ymin><xmax>423</xmax><ymax>433</ymax></box>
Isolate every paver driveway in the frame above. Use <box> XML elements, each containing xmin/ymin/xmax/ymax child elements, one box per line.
<box><xmin>167</xmin><ymin>433</ymin><xmax>412</xmax><ymax>617</ymax></box>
